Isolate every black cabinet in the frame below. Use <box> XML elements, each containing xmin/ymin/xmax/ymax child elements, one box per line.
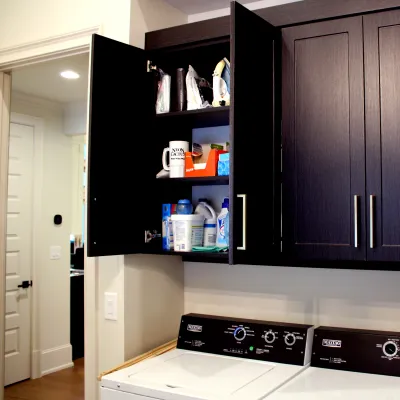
<box><xmin>282</xmin><ymin>17</ymin><xmax>366</xmax><ymax>261</ymax></box>
<box><xmin>87</xmin><ymin>2</ymin><xmax>280</xmax><ymax>264</ymax></box>
<box><xmin>364</xmin><ymin>10</ymin><xmax>400</xmax><ymax>261</ymax></box>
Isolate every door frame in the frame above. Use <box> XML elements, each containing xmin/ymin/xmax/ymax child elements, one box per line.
<box><xmin>9</xmin><ymin>112</ymin><xmax>44</xmax><ymax>381</ymax></box>
<box><xmin>0</xmin><ymin>25</ymin><xmax>100</xmax><ymax>400</ymax></box>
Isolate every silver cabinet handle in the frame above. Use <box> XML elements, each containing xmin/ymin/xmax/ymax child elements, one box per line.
<box><xmin>237</xmin><ymin>194</ymin><xmax>247</xmax><ymax>251</ymax></box>
<box><xmin>370</xmin><ymin>195</ymin><xmax>375</xmax><ymax>249</ymax></box>
<box><xmin>354</xmin><ymin>195</ymin><xmax>359</xmax><ymax>248</ymax></box>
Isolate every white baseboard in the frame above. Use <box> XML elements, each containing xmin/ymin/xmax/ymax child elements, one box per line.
<box><xmin>41</xmin><ymin>344</ymin><xmax>73</xmax><ymax>376</ymax></box>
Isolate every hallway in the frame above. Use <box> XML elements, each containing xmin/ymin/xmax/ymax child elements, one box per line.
<box><xmin>4</xmin><ymin>358</ymin><xmax>84</xmax><ymax>400</ymax></box>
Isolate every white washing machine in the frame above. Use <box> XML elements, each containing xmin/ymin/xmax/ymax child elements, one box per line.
<box><xmin>268</xmin><ymin>326</ymin><xmax>400</xmax><ymax>400</ymax></box>
<box><xmin>101</xmin><ymin>314</ymin><xmax>315</xmax><ymax>400</ymax></box>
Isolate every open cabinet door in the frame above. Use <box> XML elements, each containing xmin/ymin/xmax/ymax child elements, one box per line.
<box><xmin>88</xmin><ymin>35</ymin><xmax>155</xmax><ymax>257</ymax></box>
<box><xmin>230</xmin><ymin>2</ymin><xmax>280</xmax><ymax>265</ymax></box>
<box><xmin>0</xmin><ymin>72</ymin><xmax>11</xmax><ymax>398</ymax></box>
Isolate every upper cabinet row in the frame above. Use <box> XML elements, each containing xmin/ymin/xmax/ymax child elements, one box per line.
<box><xmin>87</xmin><ymin>1</ymin><xmax>400</xmax><ymax>268</ymax></box>
<box><xmin>283</xmin><ymin>10</ymin><xmax>400</xmax><ymax>263</ymax></box>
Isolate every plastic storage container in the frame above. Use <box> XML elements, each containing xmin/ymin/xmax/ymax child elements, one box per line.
<box><xmin>171</xmin><ymin>214</ymin><xmax>204</xmax><ymax>252</ymax></box>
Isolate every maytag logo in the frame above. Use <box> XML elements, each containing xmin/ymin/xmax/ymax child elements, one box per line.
<box><xmin>187</xmin><ymin>324</ymin><xmax>202</xmax><ymax>333</ymax></box>
<box><xmin>322</xmin><ymin>339</ymin><xmax>342</xmax><ymax>348</ymax></box>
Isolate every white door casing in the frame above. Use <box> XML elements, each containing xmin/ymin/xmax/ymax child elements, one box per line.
<box><xmin>0</xmin><ymin>71</ymin><xmax>12</xmax><ymax>400</ymax></box>
<box><xmin>4</xmin><ymin>120</ymin><xmax>34</xmax><ymax>386</ymax></box>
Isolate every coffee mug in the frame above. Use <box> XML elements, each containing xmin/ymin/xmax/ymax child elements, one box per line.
<box><xmin>162</xmin><ymin>141</ymin><xmax>189</xmax><ymax>178</ymax></box>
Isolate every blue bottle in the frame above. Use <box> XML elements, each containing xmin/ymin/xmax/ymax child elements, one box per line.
<box><xmin>176</xmin><ymin>199</ymin><xmax>193</xmax><ymax>215</ymax></box>
<box><xmin>216</xmin><ymin>198</ymin><xmax>229</xmax><ymax>248</ymax></box>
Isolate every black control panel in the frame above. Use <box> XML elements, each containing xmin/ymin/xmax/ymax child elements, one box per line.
<box><xmin>312</xmin><ymin>326</ymin><xmax>400</xmax><ymax>377</ymax></box>
<box><xmin>177</xmin><ymin>314</ymin><xmax>314</xmax><ymax>366</ymax></box>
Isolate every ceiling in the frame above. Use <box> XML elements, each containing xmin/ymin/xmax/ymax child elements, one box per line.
<box><xmin>12</xmin><ymin>53</ymin><xmax>89</xmax><ymax>103</ymax></box>
<box><xmin>164</xmin><ymin>0</ymin><xmax>256</xmax><ymax>14</ymax></box>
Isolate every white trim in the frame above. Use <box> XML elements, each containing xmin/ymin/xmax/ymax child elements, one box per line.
<box><xmin>0</xmin><ymin>25</ymin><xmax>101</xmax><ymax>71</ymax></box>
<box><xmin>41</xmin><ymin>344</ymin><xmax>73</xmax><ymax>376</ymax></box>
<box><xmin>0</xmin><ymin>71</ymin><xmax>12</xmax><ymax>400</ymax></box>
<box><xmin>10</xmin><ymin>112</ymin><xmax>44</xmax><ymax>381</ymax></box>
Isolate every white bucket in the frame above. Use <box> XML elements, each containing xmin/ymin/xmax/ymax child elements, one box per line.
<box><xmin>171</xmin><ymin>214</ymin><xmax>205</xmax><ymax>252</ymax></box>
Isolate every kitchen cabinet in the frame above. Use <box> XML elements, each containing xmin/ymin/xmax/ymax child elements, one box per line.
<box><xmin>282</xmin><ymin>17</ymin><xmax>366</xmax><ymax>261</ymax></box>
<box><xmin>87</xmin><ymin>2</ymin><xmax>281</xmax><ymax>264</ymax></box>
<box><xmin>364</xmin><ymin>10</ymin><xmax>400</xmax><ymax>261</ymax></box>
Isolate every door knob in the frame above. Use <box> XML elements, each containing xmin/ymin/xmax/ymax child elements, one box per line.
<box><xmin>18</xmin><ymin>281</ymin><xmax>32</xmax><ymax>289</ymax></box>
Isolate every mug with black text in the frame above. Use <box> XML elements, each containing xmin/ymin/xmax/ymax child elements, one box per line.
<box><xmin>162</xmin><ymin>141</ymin><xmax>189</xmax><ymax>178</ymax></box>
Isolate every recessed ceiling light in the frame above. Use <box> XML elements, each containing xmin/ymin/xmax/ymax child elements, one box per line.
<box><xmin>60</xmin><ymin>70</ymin><xmax>80</xmax><ymax>79</ymax></box>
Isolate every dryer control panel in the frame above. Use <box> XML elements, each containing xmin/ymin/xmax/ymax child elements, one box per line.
<box><xmin>312</xmin><ymin>327</ymin><xmax>400</xmax><ymax>377</ymax></box>
<box><xmin>177</xmin><ymin>314</ymin><xmax>314</xmax><ymax>366</ymax></box>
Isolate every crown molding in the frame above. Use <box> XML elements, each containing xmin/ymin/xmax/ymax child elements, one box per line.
<box><xmin>0</xmin><ymin>25</ymin><xmax>102</xmax><ymax>71</ymax></box>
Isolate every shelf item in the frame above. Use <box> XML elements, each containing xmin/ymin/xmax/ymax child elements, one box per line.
<box><xmin>155</xmin><ymin>106</ymin><xmax>230</xmax><ymax>129</ymax></box>
<box><xmin>185</xmin><ymin>149</ymin><xmax>228</xmax><ymax>177</ymax></box>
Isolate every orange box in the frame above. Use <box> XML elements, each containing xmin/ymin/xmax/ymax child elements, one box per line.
<box><xmin>185</xmin><ymin>149</ymin><xmax>228</xmax><ymax>177</ymax></box>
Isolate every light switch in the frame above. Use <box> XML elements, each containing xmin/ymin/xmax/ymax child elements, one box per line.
<box><xmin>50</xmin><ymin>246</ymin><xmax>61</xmax><ymax>260</ymax></box>
<box><xmin>104</xmin><ymin>292</ymin><xmax>118</xmax><ymax>321</ymax></box>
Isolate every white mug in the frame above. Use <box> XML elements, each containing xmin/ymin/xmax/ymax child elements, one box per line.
<box><xmin>162</xmin><ymin>141</ymin><xmax>189</xmax><ymax>178</ymax></box>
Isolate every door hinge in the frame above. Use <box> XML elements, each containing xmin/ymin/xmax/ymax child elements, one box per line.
<box><xmin>18</xmin><ymin>280</ymin><xmax>33</xmax><ymax>289</ymax></box>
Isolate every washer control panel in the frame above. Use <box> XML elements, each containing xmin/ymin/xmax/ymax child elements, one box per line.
<box><xmin>177</xmin><ymin>314</ymin><xmax>314</xmax><ymax>366</ymax></box>
<box><xmin>312</xmin><ymin>327</ymin><xmax>400</xmax><ymax>377</ymax></box>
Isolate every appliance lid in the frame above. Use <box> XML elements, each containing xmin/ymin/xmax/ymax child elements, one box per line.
<box><xmin>128</xmin><ymin>352</ymin><xmax>274</xmax><ymax>396</ymax></box>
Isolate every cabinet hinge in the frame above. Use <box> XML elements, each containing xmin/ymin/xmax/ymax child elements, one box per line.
<box><xmin>147</xmin><ymin>60</ymin><xmax>156</xmax><ymax>72</ymax></box>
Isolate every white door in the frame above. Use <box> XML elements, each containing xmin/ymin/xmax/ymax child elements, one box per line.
<box><xmin>5</xmin><ymin>120</ymin><xmax>34</xmax><ymax>385</ymax></box>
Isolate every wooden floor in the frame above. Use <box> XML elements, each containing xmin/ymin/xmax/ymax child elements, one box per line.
<box><xmin>5</xmin><ymin>358</ymin><xmax>84</xmax><ymax>400</ymax></box>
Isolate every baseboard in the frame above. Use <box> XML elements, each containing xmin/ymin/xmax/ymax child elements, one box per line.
<box><xmin>41</xmin><ymin>344</ymin><xmax>73</xmax><ymax>376</ymax></box>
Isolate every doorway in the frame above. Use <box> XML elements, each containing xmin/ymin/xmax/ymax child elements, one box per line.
<box><xmin>4</xmin><ymin>54</ymin><xmax>88</xmax><ymax>394</ymax></box>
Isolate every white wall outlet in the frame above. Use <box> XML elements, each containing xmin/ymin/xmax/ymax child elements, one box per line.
<box><xmin>50</xmin><ymin>246</ymin><xmax>61</xmax><ymax>260</ymax></box>
<box><xmin>104</xmin><ymin>292</ymin><xmax>118</xmax><ymax>321</ymax></box>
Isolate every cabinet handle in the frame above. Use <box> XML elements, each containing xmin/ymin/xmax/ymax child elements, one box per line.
<box><xmin>370</xmin><ymin>195</ymin><xmax>375</xmax><ymax>249</ymax></box>
<box><xmin>354</xmin><ymin>195</ymin><xmax>359</xmax><ymax>248</ymax></box>
<box><xmin>237</xmin><ymin>194</ymin><xmax>247</xmax><ymax>251</ymax></box>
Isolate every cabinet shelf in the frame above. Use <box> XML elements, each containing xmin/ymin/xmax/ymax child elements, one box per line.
<box><xmin>157</xmin><ymin>176</ymin><xmax>229</xmax><ymax>186</ymax></box>
<box><xmin>156</xmin><ymin>107</ymin><xmax>230</xmax><ymax>128</ymax></box>
<box><xmin>141</xmin><ymin>248</ymin><xmax>229</xmax><ymax>263</ymax></box>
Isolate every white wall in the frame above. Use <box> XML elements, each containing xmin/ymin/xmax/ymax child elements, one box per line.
<box><xmin>185</xmin><ymin>263</ymin><xmax>400</xmax><ymax>332</ymax></box>
<box><xmin>10</xmin><ymin>92</ymin><xmax>74</xmax><ymax>374</ymax></box>
<box><xmin>70</xmin><ymin>135</ymin><xmax>85</xmax><ymax>237</ymax></box>
<box><xmin>188</xmin><ymin>0</ymin><xmax>301</xmax><ymax>22</ymax></box>
<box><xmin>64</xmin><ymin>102</ymin><xmax>87</xmax><ymax>136</ymax></box>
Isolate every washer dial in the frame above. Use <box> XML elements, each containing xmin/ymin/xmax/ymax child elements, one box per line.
<box><xmin>234</xmin><ymin>327</ymin><xmax>247</xmax><ymax>341</ymax></box>
<box><xmin>383</xmin><ymin>341</ymin><xmax>399</xmax><ymax>358</ymax></box>
<box><xmin>264</xmin><ymin>330</ymin><xmax>276</xmax><ymax>344</ymax></box>
<box><xmin>285</xmin><ymin>333</ymin><xmax>296</xmax><ymax>346</ymax></box>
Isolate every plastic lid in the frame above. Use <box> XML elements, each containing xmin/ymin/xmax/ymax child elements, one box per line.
<box><xmin>178</xmin><ymin>199</ymin><xmax>191</xmax><ymax>204</ymax></box>
<box><xmin>171</xmin><ymin>214</ymin><xmax>204</xmax><ymax>221</ymax></box>
<box><xmin>222</xmin><ymin>197</ymin><xmax>229</xmax><ymax>209</ymax></box>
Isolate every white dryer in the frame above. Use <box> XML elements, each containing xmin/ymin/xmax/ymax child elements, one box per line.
<box><xmin>268</xmin><ymin>326</ymin><xmax>400</xmax><ymax>400</ymax></box>
<box><xmin>101</xmin><ymin>314</ymin><xmax>315</xmax><ymax>400</ymax></box>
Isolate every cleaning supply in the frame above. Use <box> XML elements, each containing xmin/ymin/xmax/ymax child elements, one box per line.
<box><xmin>162</xmin><ymin>204</ymin><xmax>177</xmax><ymax>250</ymax></box>
<box><xmin>176</xmin><ymin>199</ymin><xmax>193</xmax><ymax>215</ymax></box>
<box><xmin>218</xmin><ymin>152</ymin><xmax>230</xmax><ymax>176</ymax></box>
<box><xmin>216</xmin><ymin>198</ymin><xmax>230</xmax><ymax>248</ymax></box>
<box><xmin>171</xmin><ymin>214</ymin><xmax>204</xmax><ymax>252</ymax></box>
<box><xmin>195</xmin><ymin>201</ymin><xmax>217</xmax><ymax>247</ymax></box>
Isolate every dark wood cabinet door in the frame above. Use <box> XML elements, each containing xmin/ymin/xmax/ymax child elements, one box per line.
<box><xmin>229</xmin><ymin>2</ymin><xmax>280</xmax><ymax>265</ymax></box>
<box><xmin>364</xmin><ymin>10</ymin><xmax>400</xmax><ymax>261</ymax></box>
<box><xmin>88</xmin><ymin>35</ymin><xmax>154</xmax><ymax>257</ymax></box>
<box><xmin>282</xmin><ymin>17</ymin><xmax>366</xmax><ymax>261</ymax></box>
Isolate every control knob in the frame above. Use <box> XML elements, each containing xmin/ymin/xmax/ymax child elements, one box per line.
<box><xmin>264</xmin><ymin>330</ymin><xmax>276</xmax><ymax>344</ymax></box>
<box><xmin>383</xmin><ymin>341</ymin><xmax>398</xmax><ymax>358</ymax></box>
<box><xmin>234</xmin><ymin>327</ymin><xmax>247</xmax><ymax>341</ymax></box>
<box><xmin>284</xmin><ymin>333</ymin><xmax>296</xmax><ymax>346</ymax></box>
